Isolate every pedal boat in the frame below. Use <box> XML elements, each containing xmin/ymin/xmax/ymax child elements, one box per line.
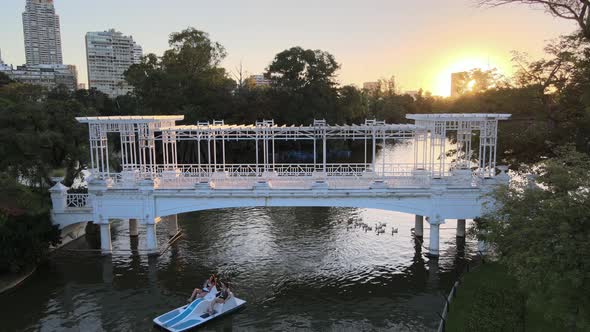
<box><xmin>153</xmin><ymin>287</ymin><xmax>246</xmax><ymax>331</ymax></box>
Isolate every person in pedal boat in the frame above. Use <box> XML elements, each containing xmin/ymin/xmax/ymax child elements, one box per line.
<box><xmin>207</xmin><ymin>282</ymin><xmax>231</xmax><ymax>314</ymax></box>
<box><xmin>187</xmin><ymin>274</ymin><xmax>217</xmax><ymax>302</ymax></box>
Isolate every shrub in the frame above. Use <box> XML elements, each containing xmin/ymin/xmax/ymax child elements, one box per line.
<box><xmin>0</xmin><ymin>210</ymin><xmax>61</xmax><ymax>273</ymax></box>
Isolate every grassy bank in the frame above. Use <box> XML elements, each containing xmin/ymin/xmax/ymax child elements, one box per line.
<box><xmin>445</xmin><ymin>262</ymin><xmax>560</xmax><ymax>332</ymax></box>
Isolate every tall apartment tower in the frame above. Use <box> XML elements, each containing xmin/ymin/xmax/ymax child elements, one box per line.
<box><xmin>22</xmin><ymin>0</ymin><xmax>63</xmax><ymax>65</ymax></box>
<box><xmin>86</xmin><ymin>29</ymin><xmax>142</xmax><ymax>97</ymax></box>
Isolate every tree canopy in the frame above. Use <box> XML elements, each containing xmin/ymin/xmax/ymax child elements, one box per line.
<box><xmin>479</xmin><ymin>0</ymin><xmax>590</xmax><ymax>40</ymax></box>
<box><xmin>267</xmin><ymin>47</ymin><xmax>340</xmax><ymax>90</ymax></box>
<box><xmin>477</xmin><ymin>146</ymin><xmax>590</xmax><ymax>329</ymax></box>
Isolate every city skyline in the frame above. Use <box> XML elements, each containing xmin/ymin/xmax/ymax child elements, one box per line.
<box><xmin>0</xmin><ymin>0</ymin><xmax>577</xmax><ymax>96</ymax></box>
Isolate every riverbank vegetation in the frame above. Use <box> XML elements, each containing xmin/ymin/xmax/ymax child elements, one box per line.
<box><xmin>445</xmin><ymin>262</ymin><xmax>561</xmax><ymax>332</ymax></box>
<box><xmin>0</xmin><ymin>176</ymin><xmax>60</xmax><ymax>274</ymax></box>
<box><xmin>470</xmin><ymin>147</ymin><xmax>590</xmax><ymax>330</ymax></box>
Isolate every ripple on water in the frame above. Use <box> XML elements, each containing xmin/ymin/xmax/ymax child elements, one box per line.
<box><xmin>0</xmin><ymin>207</ymin><xmax>478</xmax><ymax>331</ymax></box>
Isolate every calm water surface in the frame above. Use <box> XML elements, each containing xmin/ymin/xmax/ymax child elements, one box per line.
<box><xmin>0</xmin><ymin>143</ymin><xmax>477</xmax><ymax>332</ymax></box>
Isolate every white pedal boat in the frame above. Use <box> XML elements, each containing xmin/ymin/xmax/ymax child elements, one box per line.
<box><xmin>153</xmin><ymin>287</ymin><xmax>246</xmax><ymax>331</ymax></box>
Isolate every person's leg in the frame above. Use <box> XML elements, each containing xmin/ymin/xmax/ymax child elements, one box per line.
<box><xmin>188</xmin><ymin>288</ymin><xmax>200</xmax><ymax>302</ymax></box>
<box><xmin>208</xmin><ymin>298</ymin><xmax>221</xmax><ymax>313</ymax></box>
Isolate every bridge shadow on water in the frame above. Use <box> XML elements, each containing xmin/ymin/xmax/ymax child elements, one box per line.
<box><xmin>0</xmin><ymin>207</ymin><xmax>476</xmax><ymax>332</ymax></box>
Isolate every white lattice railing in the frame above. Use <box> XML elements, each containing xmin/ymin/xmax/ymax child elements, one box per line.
<box><xmin>92</xmin><ymin>162</ymin><xmax>485</xmax><ymax>189</ymax></box>
<box><xmin>66</xmin><ymin>193</ymin><xmax>91</xmax><ymax>208</ymax></box>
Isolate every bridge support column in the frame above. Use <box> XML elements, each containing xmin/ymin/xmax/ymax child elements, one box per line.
<box><xmin>427</xmin><ymin>216</ymin><xmax>443</xmax><ymax>257</ymax></box>
<box><xmin>99</xmin><ymin>223</ymin><xmax>112</xmax><ymax>255</ymax></box>
<box><xmin>145</xmin><ymin>221</ymin><xmax>158</xmax><ymax>255</ymax></box>
<box><xmin>168</xmin><ymin>215</ymin><xmax>178</xmax><ymax>238</ymax></box>
<box><xmin>456</xmin><ymin>219</ymin><xmax>466</xmax><ymax>238</ymax></box>
<box><xmin>429</xmin><ymin>223</ymin><xmax>440</xmax><ymax>257</ymax></box>
<box><xmin>129</xmin><ymin>218</ymin><xmax>139</xmax><ymax>237</ymax></box>
<box><xmin>414</xmin><ymin>215</ymin><xmax>424</xmax><ymax>237</ymax></box>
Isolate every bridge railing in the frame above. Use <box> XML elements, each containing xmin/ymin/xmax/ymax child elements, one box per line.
<box><xmin>154</xmin><ymin>163</ymin><xmax>420</xmax><ymax>178</ymax></box>
<box><xmin>66</xmin><ymin>193</ymin><xmax>91</xmax><ymax>208</ymax></box>
<box><xmin>89</xmin><ymin>162</ymin><xmax>496</xmax><ymax>189</ymax></box>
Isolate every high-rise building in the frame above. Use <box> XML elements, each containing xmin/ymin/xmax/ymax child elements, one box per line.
<box><xmin>363</xmin><ymin>81</ymin><xmax>380</xmax><ymax>93</ymax></box>
<box><xmin>22</xmin><ymin>0</ymin><xmax>63</xmax><ymax>65</ymax></box>
<box><xmin>85</xmin><ymin>29</ymin><xmax>143</xmax><ymax>97</ymax></box>
<box><xmin>450</xmin><ymin>71</ymin><xmax>469</xmax><ymax>98</ymax></box>
<box><xmin>133</xmin><ymin>44</ymin><xmax>143</xmax><ymax>64</ymax></box>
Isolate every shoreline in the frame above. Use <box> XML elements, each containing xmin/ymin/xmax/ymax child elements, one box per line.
<box><xmin>0</xmin><ymin>265</ymin><xmax>37</xmax><ymax>295</ymax></box>
<box><xmin>1</xmin><ymin>222</ymin><xmax>89</xmax><ymax>295</ymax></box>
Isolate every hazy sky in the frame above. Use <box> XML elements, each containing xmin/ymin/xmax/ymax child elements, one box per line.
<box><xmin>0</xmin><ymin>0</ymin><xmax>576</xmax><ymax>95</ymax></box>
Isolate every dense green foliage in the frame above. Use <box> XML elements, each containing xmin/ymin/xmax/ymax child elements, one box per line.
<box><xmin>0</xmin><ymin>211</ymin><xmax>60</xmax><ymax>273</ymax></box>
<box><xmin>476</xmin><ymin>147</ymin><xmax>590</xmax><ymax>330</ymax></box>
<box><xmin>446</xmin><ymin>262</ymin><xmax>560</xmax><ymax>332</ymax></box>
<box><xmin>0</xmin><ymin>177</ymin><xmax>60</xmax><ymax>273</ymax></box>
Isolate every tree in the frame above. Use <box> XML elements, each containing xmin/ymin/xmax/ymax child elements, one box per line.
<box><xmin>0</xmin><ymin>72</ymin><xmax>12</xmax><ymax>88</ymax></box>
<box><xmin>125</xmin><ymin>28</ymin><xmax>236</xmax><ymax>121</ymax></box>
<box><xmin>477</xmin><ymin>146</ymin><xmax>590</xmax><ymax>330</ymax></box>
<box><xmin>451</xmin><ymin>68</ymin><xmax>505</xmax><ymax>96</ymax></box>
<box><xmin>0</xmin><ymin>211</ymin><xmax>61</xmax><ymax>273</ymax></box>
<box><xmin>266</xmin><ymin>47</ymin><xmax>340</xmax><ymax>90</ymax></box>
<box><xmin>478</xmin><ymin>0</ymin><xmax>590</xmax><ymax>41</ymax></box>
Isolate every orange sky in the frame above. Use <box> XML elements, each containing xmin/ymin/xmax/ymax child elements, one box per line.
<box><xmin>0</xmin><ymin>0</ymin><xmax>578</xmax><ymax>96</ymax></box>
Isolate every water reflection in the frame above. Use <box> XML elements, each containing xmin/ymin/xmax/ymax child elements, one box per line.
<box><xmin>0</xmin><ymin>208</ymin><xmax>475</xmax><ymax>332</ymax></box>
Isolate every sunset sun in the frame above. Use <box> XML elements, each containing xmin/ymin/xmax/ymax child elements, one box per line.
<box><xmin>432</xmin><ymin>56</ymin><xmax>508</xmax><ymax>97</ymax></box>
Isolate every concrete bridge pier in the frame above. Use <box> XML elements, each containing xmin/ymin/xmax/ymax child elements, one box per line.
<box><xmin>457</xmin><ymin>219</ymin><xmax>466</xmax><ymax>238</ymax></box>
<box><xmin>427</xmin><ymin>216</ymin><xmax>443</xmax><ymax>257</ymax></box>
<box><xmin>99</xmin><ymin>222</ymin><xmax>112</xmax><ymax>255</ymax></box>
<box><xmin>167</xmin><ymin>215</ymin><xmax>178</xmax><ymax>238</ymax></box>
<box><xmin>145</xmin><ymin>221</ymin><xmax>158</xmax><ymax>255</ymax></box>
<box><xmin>414</xmin><ymin>215</ymin><xmax>424</xmax><ymax>237</ymax></box>
<box><xmin>129</xmin><ymin>218</ymin><xmax>139</xmax><ymax>237</ymax></box>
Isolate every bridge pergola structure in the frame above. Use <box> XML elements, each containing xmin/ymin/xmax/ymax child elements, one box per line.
<box><xmin>52</xmin><ymin>113</ymin><xmax>511</xmax><ymax>257</ymax></box>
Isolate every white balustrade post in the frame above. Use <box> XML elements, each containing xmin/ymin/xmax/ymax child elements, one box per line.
<box><xmin>129</xmin><ymin>218</ymin><xmax>139</xmax><ymax>237</ymax></box>
<box><xmin>145</xmin><ymin>221</ymin><xmax>158</xmax><ymax>255</ymax></box>
<box><xmin>49</xmin><ymin>182</ymin><xmax>69</xmax><ymax>213</ymax></box>
<box><xmin>99</xmin><ymin>222</ymin><xmax>112</xmax><ymax>255</ymax></box>
<box><xmin>457</xmin><ymin>219</ymin><xmax>466</xmax><ymax>238</ymax></box>
<box><xmin>414</xmin><ymin>215</ymin><xmax>424</xmax><ymax>237</ymax></box>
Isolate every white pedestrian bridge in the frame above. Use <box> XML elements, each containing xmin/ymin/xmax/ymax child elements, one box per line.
<box><xmin>50</xmin><ymin>113</ymin><xmax>511</xmax><ymax>256</ymax></box>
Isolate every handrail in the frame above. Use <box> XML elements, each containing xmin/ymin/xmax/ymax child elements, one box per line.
<box><xmin>66</xmin><ymin>193</ymin><xmax>91</xmax><ymax>208</ymax></box>
<box><xmin>85</xmin><ymin>162</ymin><xmax>496</xmax><ymax>189</ymax></box>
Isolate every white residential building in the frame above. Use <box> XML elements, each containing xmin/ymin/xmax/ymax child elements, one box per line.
<box><xmin>85</xmin><ymin>29</ymin><xmax>143</xmax><ymax>97</ymax></box>
<box><xmin>133</xmin><ymin>44</ymin><xmax>143</xmax><ymax>64</ymax></box>
<box><xmin>248</xmin><ymin>74</ymin><xmax>271</xmax><ymax>87</ymax></box>
<box><xmin>0</xmin><ymin>64</ymin><xmax>78</xmax><ymax>90</ymax></box>
<box><xmin>22</xmin><ymin>0</ymin><xmax>63</xmax><ymax>65</ymax></box>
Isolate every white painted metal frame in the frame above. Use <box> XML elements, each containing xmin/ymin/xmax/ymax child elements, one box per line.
<box><xmin>77</xmin><ymin>113</ymin><xmax>510</xmax><ymax>183</ymax></box>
